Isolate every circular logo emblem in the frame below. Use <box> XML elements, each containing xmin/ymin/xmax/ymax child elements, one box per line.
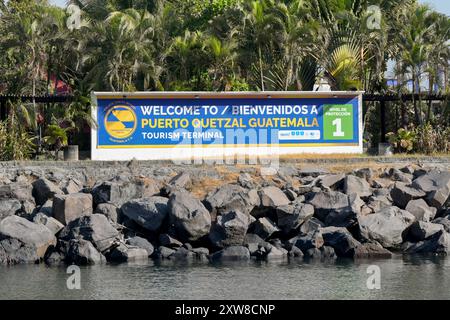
<box><xmin>104</xmin><ymin>104</ymin><xmax>137</xmax><ymax>139</ymax></box>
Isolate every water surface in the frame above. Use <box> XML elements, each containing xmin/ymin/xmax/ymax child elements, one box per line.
<box><xmin>0</xmin><ymin>256</ymin><xmax>449</xmax><ymax>300</ymax></box>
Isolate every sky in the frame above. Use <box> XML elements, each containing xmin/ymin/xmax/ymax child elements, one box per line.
<box><xmin>49</xmin><ymin>0</ymin><xmax>450</xmax><ymax>16</ymax></box>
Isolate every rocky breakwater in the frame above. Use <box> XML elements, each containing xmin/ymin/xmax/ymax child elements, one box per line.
<box><xmin>0</xmin><ymin>164</ymin><xmax>449</xmax><ymax>265</ymax></box>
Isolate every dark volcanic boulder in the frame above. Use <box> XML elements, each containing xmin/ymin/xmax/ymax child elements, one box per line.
<box><xmin>126</xmin><ymin>236</ymin><xmax>154</xmax><ymax>256</ymax></box>
<box><xmin>317</xmin><ymin>174</ymin><xmax>345</xmax><ymax>190</ymax></box>
<box><xmin>403</xmin><ymin>230</ymin><xmax>450</xmax><ymax>255</ymax></box>
<box><xmin>251</xmin><ymin>217</ymin><xmax>279</xmax><ymax>240</ymax></box>
<box><xmin>205</xmin><ymin>184</ymin><xmax>259</xmax><ymax>215</ymax></box>
<box><xmin>294</xmin><ymin>230</ymin><xmax>324</xmax><ymax>252</ymax></box>
<box><xmin>276</xmin><ymin>203</ymin><xmax>314</xmax><ymax>233</ymax></box>
<box><xmin>0</xmin><ymin>215</ymin><xmax>56</xmax><ymax>259</ymax></box>
<box><xmin>359</xmin><ymin>207</ymin><xmax>415</xmax><ymax>248</ymax></box>
<box><xmin>168</xmin><ymin>191</ymin><xmax>211</xmax><ymax>242</ymax></box>
<box><xmin>433</xmin><ymin>216</ymin><xmax>450</xmax><ymax>233</ymax></box>
<box><xmin>321</xmin><ymin>226</ymin><xmax>361</xmax><ymax>258</ymax></box>
<box><xmin>121</xmin><ymin>197</ymin><xmax>169</xmax><ymax>233</ymax></box>
<box><xmin>306</xmin><ymin>191</ymin><xmax>350</xmax><ymax>221</ymax></box>
<box><xmin>66</xmin><ymin>239</ymin><xmax>106</xmax><ymax>265</ymax></box>
<box><xmin>159</xmin><ymin>233</ymin><xmax>183</xmax><ymax>248</ymax></box>
<box><xmin>59</xmin><ymin>214</ymin><xmax>119</xmax><ymax>252</ymax></box>
<box><xmin>32</xmin><ymin>178</ymin><xmax>63</xmax><ymax>206</ymax></box>
<box><xmin>209</xmin><ymin>210</ymin><xmax>251</xmax><ymax>248</ymax></box>
<box><xmin>407</xmin><ymin>221</ymin><xmax>444</xmax><ymax>241</ymax></box>
<box><xmin>390</xmin><ymin>182</ymin><xmax>426</xmax><ymax>209</ymax></box>
<box><xmin>210</xmin><ymin>245</ymin><xmax>250</xmax><ymax>261</ymax></box>
<box><xmin>53</xmin><ymin>193</ymin><xmax>93</xmax><ymax>225</ymax></box>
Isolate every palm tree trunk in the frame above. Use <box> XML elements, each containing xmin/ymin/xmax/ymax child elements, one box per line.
<box><xmin>258</xmin><ymin>45</ymin><xmax>264</xmax><ymax>91</ymax></box>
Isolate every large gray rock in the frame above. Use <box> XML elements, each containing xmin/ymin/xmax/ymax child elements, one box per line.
<box><xmin>276</xmin><ymin>203</ymin><xmax>314</xmax><ymax>233</ymax></box>
<box><xmin>403</xmin><ymin>230</ymin><xmax>450</xmax><ymax>255</ymax></box>
<box><xmin>0</xmin><ymin>199</ymin><xmax>21</xmax><ymax>221</ymax></box>
<box><xmin>390</xmin><ymin>182</ymin><xmax>426</xmax><ymax>209</ymax></box>
<box><xmin>410</xmin><ymin>170</ymin><xmax>450</xmax><ymax>209</ymax></box>
<box><xmin>0</xmin><ymin>238</ymin><xmax>39</xmax><ymax>265</ymax></box>
<box><xmin>405</xmin><ymin>199</ymin><xmax>437</xmax><ymax>222</ymax></box>
<box><xmin>258</xmin><ymin>186</ymin><xmax>290</xmax><ymax>208</ymax></box>
<box><xmin>32</xmin><ymin>212</ymin><xmax>64</xmax><ymax>235</ymax></box>
<box><xmin>0</xmin><ymin>182</ymin><xmax>36</xmax><ymax>215</ymax></box>
<box><xmin>354</xmin><ymin>242</ymin><xmax>392</xmax><ymax>258</ymax></box>
<box><xmin>0</xmin><ymin>215</ymin><xmax>56</xmax><ymax>259</ymax></box>
<box><xmin>53</xmin><ymin>193</ymin><xmax>93</xmax><ymax>225</ymax></box>
<box><xmin>344</xmin><ymin>175</ymin><xmax>372</xmax><ymax>198</ymax></box>
<box><xmin>59</xmin><ymin>214</ymin><xmax>119</xmax><ymax>252</ymax></box>
<box><xmin>126</xmin><ymin>236</ymin><xmax>154</xmax><ymax>256</ymax></box>
<box><xmin>412</xmin><ymin>170</ymin><xmax>450</xmax><ymax>193</ymax></box>
<box><xmin>317</xmin><ymin>174</ymin><xmax>345</xmax><ymax>190</ymax></box>
<box><xmin>321</xmin><ymin>226</ymin><xmax>361</xmax><ymax>258</ymax></box>
<box><xmin>95</xmin><ymin>203</ymin><xmax>120</xmax><ymax>223</ymax></box>
<box><xmin>265</xmin><ymin>245</ymin><xmax>288</xmax><ymax>260</ymax></box>
<box><xmin>168</xmin><ymin>172</ymin><xmax>191</xmax><ymax>189</ymax></box>
<box><xmin>306</xmin><ymin>191</ymin><xmax>350</xmax><ymax>221</ymax></box>
<box><xmin>121</xmin><ymin>197</ymin><xmax>169</xmax><ymax>233</ymax></box>
<box><xmin>408</xmin><ymin>221</ymin><xmax>444</xmax><ymax>241</ymax></box>
<box><xmin>66</xmin><ymin>239</ymin><xmax>106</xmax><ymax>265</ymax></box>
<box><xmin>168</xmin><ymin>191</ymin><xmax>211</xmax><ymax>242</ymax></box>
<box><xmin>61</xmin><ymin>178</ymin><xmax>83</xmax><ymax>194</ymax></box>
<box><xmin>109</xmin><ymin>243</ymin><xmax>148</xmax><ymax>262</ymax></box>
<box><xmin>205</xmin><ymin>184</ymin><xmax>259</xmax><ymax>215</ymax></box>
<box><xmin>366</xmin><ymin>195</ymin><xmax>392</xmax><ymax>213</ymax></box>
<box><xmin>251</xmin><ymin>217</ymin><xmax>279</xmax><ymax>240</ymax></box>
<box><xmin>359</xmin><ymin>207</ymin><xmax>416</xmax><ymax>248</ymax></box>
<box><xmin>210</xmin><ymin>245</ymin><xmax>250</xmax><ymax>261</ymax></box>
<box><xmin>92</xmin><ymin>178</ymin><xmax>159</xmax><ymax>207</ymax></box>
<box><xmin>209</xmin><ymin>210</ymin><xmax>251</xmax><ymax>248</ymax></box>
<box><xmin>300</xmin><ymin>217</ymin><xmax>325</xmax><ymax>235</ymax></box>
<box><xmin>32</xmin><ymin>178</ymin><xmax>63</xmax><ymax>206</ymax></box>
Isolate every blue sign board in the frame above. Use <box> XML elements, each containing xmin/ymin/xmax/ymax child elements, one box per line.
<box><xmin>94</xmin><ymin>94</ymin><xmax>361</xmax><ymax>150</ymax></box>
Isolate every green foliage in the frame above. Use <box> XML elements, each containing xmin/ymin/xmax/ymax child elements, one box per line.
<box><xmin>0</xmin><ymin>120</ymin><xmax>36</xmax><ymax>161</ymax></box>
<box><xmin>414</xmin><ymin>123</ymin><xmax>450</xmax><ymax>154</ymax></box>
<box><xmin>0</xmin><ymin>0</ymin><xmax>449</xmax><ymax>159</ymax></box>
<box><xmin>44</xmin><ymin>124</ymin><xmax>69</xmax><ymax>152</ymax></box>
<box><xmin>386</xmin><ymin>128</ymin><xmax>416</xmax><ymax>153</ymax></box>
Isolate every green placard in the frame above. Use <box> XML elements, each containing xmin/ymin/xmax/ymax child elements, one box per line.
<box><xmin>323</xmin><ymin>104</ymin><xmax>353</xmax><ymax>140</ymax></box>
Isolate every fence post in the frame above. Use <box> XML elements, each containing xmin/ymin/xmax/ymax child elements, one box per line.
<box><xmin>380</xmin><ymin>100</ymin><xmax>386</xmax><ymax>143</ymax></box>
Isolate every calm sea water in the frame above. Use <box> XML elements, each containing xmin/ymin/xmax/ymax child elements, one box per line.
<box><xmin>1</xmin><ymin>255</ymin><xmax>449</xmax><ymax>300</ymax></box>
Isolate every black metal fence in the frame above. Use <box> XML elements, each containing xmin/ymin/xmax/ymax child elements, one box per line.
<box><xmin>1</xmin><ymin>93</ymin><xmax>448</xmax><ymax>145</ymax></box>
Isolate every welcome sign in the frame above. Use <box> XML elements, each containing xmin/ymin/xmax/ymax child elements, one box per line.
<box><xmin>91</xmin><ymin>92</ymin><xmax>363</xmax><ymax>160</ymax></box>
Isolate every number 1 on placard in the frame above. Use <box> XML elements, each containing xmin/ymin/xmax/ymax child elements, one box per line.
<box><xmin>332</xmin><ymin>118</ymin><xmax>345</xmax><ymax>137</ymax></box>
